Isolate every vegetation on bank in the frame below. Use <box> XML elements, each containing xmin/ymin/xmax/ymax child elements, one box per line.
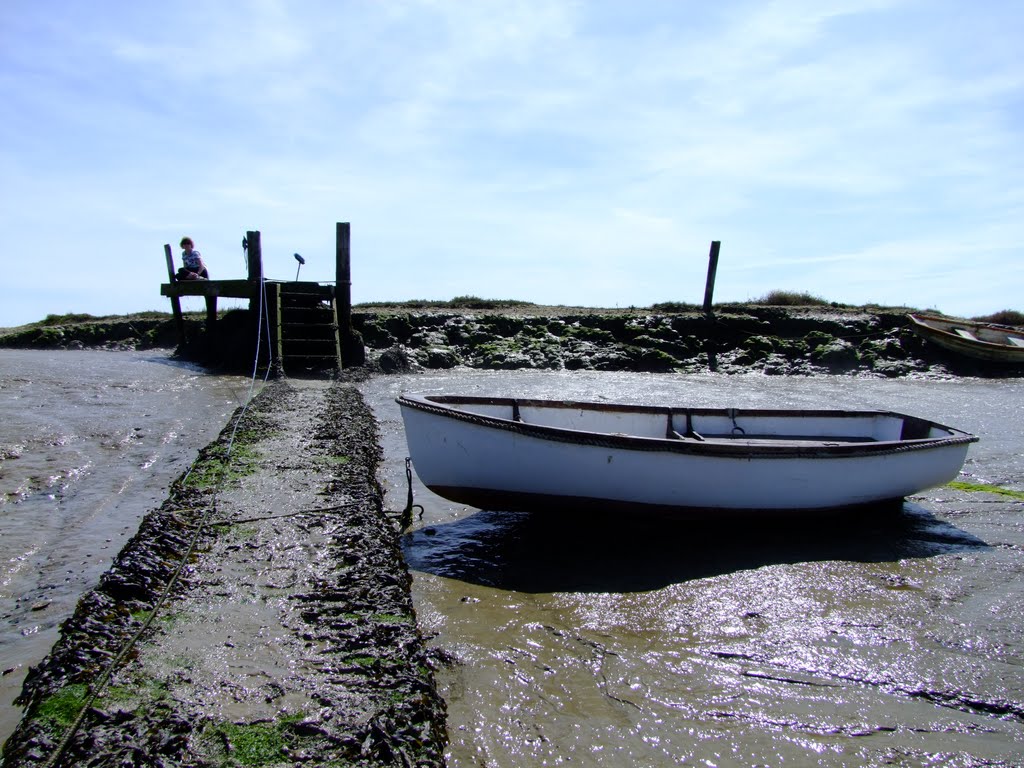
<box><xmin>354</xmin><ymin>293</ymin><xmax>1023</xmax><ymax>325</ymax></box>
<box><xmin>979</xmin><ymin>309</ymin><xmax>1024</xmax><ymax>326</ymax></box>
<box><xmin>0</xmin><ymin>311</ymin><xmax>203</xmax><ymax>350</ymax></box>
<box><xmin>3</xmin><ymin>298</ymin><xmax>1022</xmax><ymax>333</ymax></box>
<box><xmin>651</xmin><ymin>291</ymin><xmax>836</xmax><ymax>312</ymax></box>
<box><xmin>30</xmin><ymin>311</ymin><xmax>182</xmax><ymax>327</ymax></box>
<box><xmin>356</xmin><ymin>295</ymin><xmax>538</xmax><ymax>310</ymax></box>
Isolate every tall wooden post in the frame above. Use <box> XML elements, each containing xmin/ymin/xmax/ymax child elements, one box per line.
<box><xmin>243</xmin><ymin>230</ymin><xmax>268</xmax><ymax>371</ymax></box>
<box><xmin>336</xmin><ymin>222</ymin><xmax>351</xmax><ymax>333</ymax></box>
<box><xmin>246</xmin><ymin>230</ymin><xmax>262</xmax><ymax>282</ymax></box>
<box><xmin>702</xmin><ymin>240</ymin><xmax>721</xmax><ymax>318</ymax></box>
<box><xmin>335</xmin><ymin>222</ymin><xmax>364</xmax><ymax>367</ymax></box>
<box><xmin>246</xmin><ymin>230</ymin><xmax>263</xmax><ymax>335</ymax></box>
<box><xmin>164</xmin><ymin>244</ymin><xmax>185</xmax><ymax>344</ymax></box>
<box><xmin>265</xmin><ymin>281</ymin><xmax>284</xmax><ymax>378</ymax></box>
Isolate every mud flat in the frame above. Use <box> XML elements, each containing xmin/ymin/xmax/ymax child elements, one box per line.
<box><xmin>2</xmin><ymin>378</ymin><xmax>447</xmax><ymax>767</ymax></box>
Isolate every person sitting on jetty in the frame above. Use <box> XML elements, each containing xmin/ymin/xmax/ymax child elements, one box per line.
<box><xmin>176</xmin><ymin>236</ymin><xmax>209</xmax><ymax>280</ymax></box>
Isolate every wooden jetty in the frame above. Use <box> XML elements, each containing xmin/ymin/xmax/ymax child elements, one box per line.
<box><xmin>160</xmin><ymin>223</ymin><xmax>357</xmax><ymax>374</ymax></box>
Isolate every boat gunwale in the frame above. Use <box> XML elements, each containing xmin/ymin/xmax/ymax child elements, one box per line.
<box><xmin>396</xmin><ymin>394</ymin><xmax>978</xmax><ymax>460</ymax></box>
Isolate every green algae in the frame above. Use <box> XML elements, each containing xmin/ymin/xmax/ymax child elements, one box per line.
<box><xmin>947</xmin><ymin>481</ymin><xmax>1024</xmax><ymax>500</ymax></box>
<box><xmin>35</xmin><ymin>684</ymin><xmax>88</xmax><ymax>732</ymax></box>
<box><xmin>177</xmin><ymin>416</ymin><xmax>277</xmax><ymax>491</ymax></box>
<box><xmin>95</xmin><ymin>679</ymin><xmax>171</xmax><ymax>713</ymax></box>
<box><xmin>370</xmin><ymin>612</ymin><xmax>414</xmax><ymax>625</ymax></box>
<box><xmin>201</xmin><ymin>713</ymin><xmax>311</xmax><ymax>766</ymax></box>
<box><xmin>210</xmin><ymin>721</ymin><xmax>287</xmax><ymax>766</ymax></box>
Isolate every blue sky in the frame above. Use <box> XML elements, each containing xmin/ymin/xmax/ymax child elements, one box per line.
<box><xmin>1</xmin><ymin>0</ymin><xmax>1021</xmax><ymax>328</ymax></box>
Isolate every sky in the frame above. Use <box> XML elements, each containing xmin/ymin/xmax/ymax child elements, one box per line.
<box><xmin>1</xmin><ymin>0</ymin><xmax>1022</xmax><ymax>328</ymax></box>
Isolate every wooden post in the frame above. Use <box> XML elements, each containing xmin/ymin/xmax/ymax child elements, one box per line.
<box><xmin>246</xmin><ymin>230</ymin><xmax>262</xmax><ymax>282</ymax></box>
<box><xmin>702</xmin><ymin>240</ymin><xmax>720</xmax><ymax>318</ymax></box>
<box><xmin>164</xmin><ymin>244</ymin><xmax>185</xmax><ymax>344</ymax></box>
<box><xmin>266</xmin><ymin>281</ymin><xmax>284</xmax><ymax>377</ymax></box>
<box><xmin>246</xmin><ymin>230</ymin><xmax>263</xmax><ymax>321</ymax></box>
<box><xmin>336</xmin><ymin>222</ymin><xmax>351</xmax><ymax>333</ymax></box>
<box><xmin>205</xmin><ymin>294</ymin><xmax>217</xmax><ymax>334</ymax></box>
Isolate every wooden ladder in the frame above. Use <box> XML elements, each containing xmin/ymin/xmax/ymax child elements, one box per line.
<box><xmin>268</xmin><ymin>283</ymin><xmax>342</xmax><ymax>374</ymax></box>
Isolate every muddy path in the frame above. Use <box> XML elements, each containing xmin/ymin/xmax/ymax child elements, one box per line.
<box><xmin>2</xmin><ymin>379</ymin><xmax>447</xmax><ymax>767</ymax></box>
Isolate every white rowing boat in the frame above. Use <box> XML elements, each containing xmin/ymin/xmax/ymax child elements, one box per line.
<box><xmin>908</xmin><ymin>313</ymin><xmax>1024</xmax><ymax>364</ymax></box>
<box><xmin>397</xmin><ymin>394</ymin><xmax>977</xmax><ymax>517</ymax></box>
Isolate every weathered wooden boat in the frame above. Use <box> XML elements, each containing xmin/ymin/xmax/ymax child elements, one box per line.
<box><xmin>908</xmin><ymin>313</ymin><xmax>1024</xmax><ymax>363</ymax></box>
<box><xmin>397</xmin><ymin>394</ymin><xmax>978</xmax><ymax>517</ymax></box>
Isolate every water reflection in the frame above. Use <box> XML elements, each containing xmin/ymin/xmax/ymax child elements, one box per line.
<box><xmin>403</xmin><ymin>503</ymin><xmax>988</xmax><ymax>593</ymax></box>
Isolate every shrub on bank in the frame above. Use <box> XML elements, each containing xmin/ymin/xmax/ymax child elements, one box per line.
<box><xmin>33</xmin><ymin>311</ymin><xmax>171</xmax><ymax>327</ymax></box>
<box><xmin>975</xmin><ymin>310</ymin><xmax>1024</xmax><ymax>326</ymax></box>
<box><xmin>649</xmin><ymin>301</ymin><xmax>700</xmax><ymax>313</ymax></box>
<box><xmin>37</xmin><ymin>313</ymin><xmax>96</xmax><ymax>326</ymax></box>
<box><xmin>752</xmin><ymin>290</ymin><xmax>831</xmax><ymax>306</ymax></box>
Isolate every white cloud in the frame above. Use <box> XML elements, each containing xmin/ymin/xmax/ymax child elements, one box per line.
<box><xmin>0</xmin><ymin>0</ymin><xmax>1021</xmax><ymax>327</ymax></box>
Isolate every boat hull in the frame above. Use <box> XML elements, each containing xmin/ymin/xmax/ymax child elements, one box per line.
<box><xmin>908</xmin><ymin>313</ymin><xmax>1024</xmax><ymax>363</ymax></box>
<box><xmin>397</xmin><ymin>395</ymin><xmax>977</xmax><ymax>517</ymax></box>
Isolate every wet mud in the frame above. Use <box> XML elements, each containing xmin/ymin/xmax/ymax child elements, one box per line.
<box><xmin>2</xmin><ymin>379</ymin><xmax>446</xmax><ymax>767</ymax></box>
<box><xmin>366</xmin><ymin>370</ymin><xmax>1024</xmax><ymax>767</ymax></box>
<box><xmin>4</xmin><ymin>311</ymin><xmax>1023</xmax><ymax>766</ymax></box>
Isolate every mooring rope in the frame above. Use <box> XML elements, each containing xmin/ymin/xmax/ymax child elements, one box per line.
<box><xmin>399</xmin><ymin>457</ymin><xmax>424</xmax><ymax>531</ymax></box>
<box><xmin>208</xmin><ymin>503</ymin><xmax>355</xmax><ymax>526</ymax></box>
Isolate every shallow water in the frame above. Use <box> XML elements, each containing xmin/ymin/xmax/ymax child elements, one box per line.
<box><xmin>0</xmin><ymin>350</ymin><xmax>250</xmax><ymax>744</ymax></box>
<box><xmin>362</xmin><ymin>370</ymin><xmax>1024</xmax><ymax>767</ymax></box>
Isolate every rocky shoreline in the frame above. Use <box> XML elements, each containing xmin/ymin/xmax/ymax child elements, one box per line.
<box><xmin>3</xmin><ymin>304</ymin><xmax>1023</xmax><ymax>377</ymax></box>
<box><xmin>2</xmin><ymin>378</ymin><xmax>447</xmax><ymax>767</ymax></box>
<box><xmin>352</xmin><ymin>304</ymin><xmax>1024</xmax><ymax>378</ymax></box>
